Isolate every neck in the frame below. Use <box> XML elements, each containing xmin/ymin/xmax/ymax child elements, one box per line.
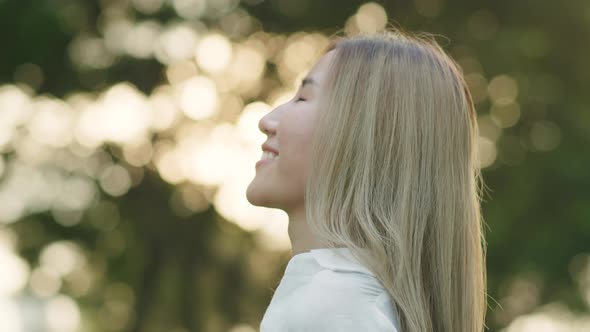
<box><xmin>287</xmin><ymin>207</ymin><xmax>325</xmax><ymax>256</ymax></box>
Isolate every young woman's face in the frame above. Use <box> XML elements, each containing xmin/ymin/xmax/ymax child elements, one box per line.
<box><xmin>246</xmin><ymin>50</ymin><xmax>336</xmax><ymax>212</ymax></box>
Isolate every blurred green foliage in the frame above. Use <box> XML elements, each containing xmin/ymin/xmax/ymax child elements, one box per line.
<box><xmin>0</xmin><ymin>0</ymin><xmax>589</xmax><ymax>331</ymax></box>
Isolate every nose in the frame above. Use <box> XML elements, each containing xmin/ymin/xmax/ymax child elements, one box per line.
<box><xmin>258</xmin><ymin>110</ymin><xmax>278</xmax><ymax>136</ymax></box>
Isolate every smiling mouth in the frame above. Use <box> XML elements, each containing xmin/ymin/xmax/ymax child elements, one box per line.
<box><xmin>261</xmin><ymin>151</ymin><xmax>278</xmax><ymax>160</ymax></box>
<box><xmin>256</xmin><ymin>155</ymin><xmax>278</xmax><ymax>168</ymax></box>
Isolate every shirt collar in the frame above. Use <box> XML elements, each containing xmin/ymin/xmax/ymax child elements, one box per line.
<box><xmin>308</xmin><ymin>247</ymin><xmax>375</xmax><ymax>277</ymax></box>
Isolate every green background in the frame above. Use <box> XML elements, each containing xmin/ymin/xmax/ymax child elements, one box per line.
<box><xmin>0</xmin><ymin>0</ymin><xmax>589</xmax><ymax>331</ymax></box>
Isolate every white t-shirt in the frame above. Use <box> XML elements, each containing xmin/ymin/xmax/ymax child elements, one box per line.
<box><xmin>260</xmin><ymin>247</ymin><xmax>401</xmax><ymax>331</ymax></box>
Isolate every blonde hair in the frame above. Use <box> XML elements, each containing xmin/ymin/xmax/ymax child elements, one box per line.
<box><xmin>304</xmin><ymin>29</ymin><xmax>488</xmax><ymax>332</ymax></box>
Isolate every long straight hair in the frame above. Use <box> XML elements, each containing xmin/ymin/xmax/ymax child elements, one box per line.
<box><xmin>304</xmin><ymin>29</ymin><xmax>487</xmax><ymax>332</ymax></box>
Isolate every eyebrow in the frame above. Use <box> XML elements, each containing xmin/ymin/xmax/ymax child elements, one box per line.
<box><xmin>300</xmin><ymin>77</ymin><xmax>317</xmax><ymax>88</ymax></box>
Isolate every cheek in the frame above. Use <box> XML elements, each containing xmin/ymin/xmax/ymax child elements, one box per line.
<box><xmin>278</xmin><ymin>111</ymin><xmax>317</xmax><ymax>171</ymax></box>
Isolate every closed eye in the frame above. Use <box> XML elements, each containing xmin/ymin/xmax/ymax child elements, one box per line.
<box><xmin>295</xmin><ymin>96</ymin><xmax>306</xmax><ymax>102</ymax></box>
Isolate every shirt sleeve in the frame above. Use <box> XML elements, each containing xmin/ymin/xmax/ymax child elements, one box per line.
<box><xmin>302</xmin><ymin>304</ymin><xmax>400</xmax><ymax>332</ymax></box>
<box><xmin>281</xmin><ymin>270</ymin><xmax>402</xmax><ymax>332</ymax></box>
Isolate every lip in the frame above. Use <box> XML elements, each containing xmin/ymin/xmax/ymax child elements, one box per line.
<box><xmin>256</xmin><ymin>157</ymin><xmax>276</xmax><ymax>169</ymax></box>
<box><xmin>261</xmin><ymin>143</ymin><xmax>279</xmax><ymax>155</ymax></box>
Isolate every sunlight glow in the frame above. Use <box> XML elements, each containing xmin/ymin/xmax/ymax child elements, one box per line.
<box><xmin>0</xmin><ymin>191</ymin><xmax>26</xmax><ymax>224</ymax></box>
<box><xmin>0</xmin><ymin>162</ymin><xmax>49</xmax><ymax>224</ymax></box>
<box><xmin>215</xmin><ymin>174</ymin><xmax>291</xmax><ymax>250</ymax></box>
<box><xmin>229</xmin><ymin>323</ymin><xmax>257</xmax><ymax>332</ymax></box>
<box><xmin>0</xmin><ymin>231</ymin><xmax>24</xmax><ymax>331</ymax></box>
<box><xmin>166</xmin><ymin>60</ymin><xmax>199</xmax><ymax>85</ymax></box>
<box><xmin>149</xmin><ymin>86</ymin><xmax>181</xmax><ymax>132</ymax></box>
<box><xmin>195</xmin><ymin>33</ymin><xmax>233</xmax><ymax>73</ymax></box>
<box><xmin>175</xmin><ymin>76</ymin><xmax>219</xmax><ymax>120</ymax></box>
<box><xmin>99</xmin><ymin>164</ymin><xmax>132</xmax><ymax>197</ymax></box>
<box><xmin>283</xmin><ymin>37</ymin><xmax>315</xmax><ymax>76</ymax></box>
<box><xmin>122</xmin><ymin>139</ymin><xmax>154</xmax><ymax>167</ymax></box>
<box><xmin>157</xmin><ymin>23</ymin><xmax>201</xmax><ymax>63</ymax></box>
<box><xmin>236</xmin><ymin>102</ymin><xmax>272</xmax><ymax>146</ymax></box>
<box><xmin>488</xmin><ymin>74</ymin><xmax>519</xmax><ymax>106</ymax></box>
<box><xmin>181</xmin><ymin>124</ymin><xmax>243</xmax><ymax>186</ymax></box>
<box><xmin>29</xmin><ymin>267</ymin><xmax>62</xmax><ymax>298</ymax></box>
<box><xmin>0</xmin><ymin>85</ymin><xmax>33</xmax><ymax>130</ymax></box>
<box><xmin>355</xmin><ymin>3</ymin><xmax>388</xmax><ymax>33</ymax></box>
<box><xmin>173</xmin><ymin>0</ymin><xmax>207</xmax><ymax>19</ymax></box>
<box><xmin>77</xmin><ymin>83</ymin><xmax>151</xmax><ymax>147</ymax></box>
<box><xmin>502</xmin><ymin>303</ymin><xmax>590</xmax><ymax>332</ymax></box>
<box><xmin>153</xmin><ymin>140</ymin><xmax>185</xmax><ymax>184</ymax></box>
<box><xmin>0</xmin><ymin>298</ymin><xmax>22</xmax><ymax>332</ymax></box>
<box><xmin>0</xmin><ymin>4</ymin><xmax>582</xmax><ymax>331</ymax></box>
<box><xmin>54</xmin><ymin>175</ymin><xmax>97</xmax><ymax>211</ymax></box>
<box><xmin>477</xmin><ymin>136</ymin><xmax>497</xmax><ymax>169</ymax></box>
<box><xmin>27</xmin><ymin>97</ymin><xmax>75</xmax><ymax>148</ymax></box>
<box><xmin>0</xmin><ymin>246</ymin><xmax>29</xmax><ymax>296</ymax></box>
<box><xmin>125</xmin><ymin>21</ymin><xmax>161</xmax><ymax>59</ymax></box>
<box><xmin>46</xmin><ymin>295</ymin><xmax>81</xmax><ymax>332</ymax></box>
<box><xmin>255</xmin><ymin>212</ymin><xmax>291</xmax><ymax>251</ymax></box>
<box><xmin>40</xmin><ymin>241</ymin><xmax>85</xmax><ymax>278</ymax></box>
<box><xmin>103</xmin><ymin>18</ymin><xmax>134</xmax><ymax>56</ymax></box>
<box><xmin>228</xmin><ymin>43</ymin><xmax>266</xmax><ymax>86</ymax></box>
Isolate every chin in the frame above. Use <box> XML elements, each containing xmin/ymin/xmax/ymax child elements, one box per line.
<box><xmin>246</xmin><ymin>181</ymin><xmax>273</xmax><ymax>208</ymax></box>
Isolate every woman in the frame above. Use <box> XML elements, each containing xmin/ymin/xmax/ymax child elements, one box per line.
<box><xmin>246</xmin><ymin>28</ymin><xmax>487</xmax><ymax>332</ymax></box>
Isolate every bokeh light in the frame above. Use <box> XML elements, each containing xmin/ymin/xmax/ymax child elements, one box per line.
<box><xmin>488</xmin><ymin>75</ymin><xmax>519</xmax><ymax>106</ymax></box>
<box><xmin>157</xmin><ymin>23</ymin><xmax>202</xmax><ymax>63</ymax></box>
<box><xmin>175</xmin><ymin>76</ymin><xmax>219</xmax><ymax>120</ymax></box>
<box><xmin>195</xmin><ymin>33</ymin><xmax>233</xmax><ymax>73</ymax></box>
<box><xmin>0</xmin><ymin>0</ymin><xmax>587</xmax><ymax>331</ymax></box>
<box><xmin>0</xmin><ymin>244</ymin><xmax>29</xmax><ymax>296</ymax></box>
<box><xmin>355</xmin><ymin>2</ymin><xmax>388</xmax><ymax>34</ymax></box>
<box><xmin>46</xmin><ymin>295</ymin><xmax>81</xmax><ymax>332</ymax></box>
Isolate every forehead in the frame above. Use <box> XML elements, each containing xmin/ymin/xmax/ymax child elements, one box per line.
<box><xmin>305</xmin><ymin>49</ymin><xmax>337</xmax><ymax>84</ymax></box>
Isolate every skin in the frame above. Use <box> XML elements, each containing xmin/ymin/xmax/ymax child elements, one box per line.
<box><xmin>246</xmin><ymin>50</ymin><xmax>337</xmax><ymax>256</ymax></box>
